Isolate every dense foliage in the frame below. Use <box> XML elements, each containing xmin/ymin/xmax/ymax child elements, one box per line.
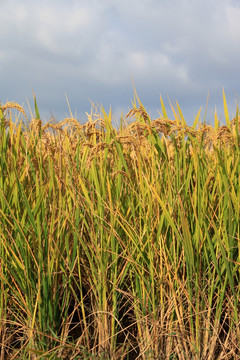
<box><xmin>0</xmin><ymin>94</ymin><xmax>240</xmax><ymax>359</ymax></box>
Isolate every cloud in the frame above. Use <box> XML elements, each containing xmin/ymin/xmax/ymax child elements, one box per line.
<box><xmin>1</xmin><ymin>0</ymin><xmax>240</xmax><ymax>123</ymax></box>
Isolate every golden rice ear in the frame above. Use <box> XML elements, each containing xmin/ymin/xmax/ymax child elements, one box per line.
<box><xmin>30</xmin><ymin>118</ymin><xmax>43</xmax><ymax>135</ymax></box>
<box><xmin>1</xmin><ymin>101</ymin><xmax>27</xmax><ymax>119</ymax></box>
<box><xmin>125</xmin><ymin>105</ymin><xmax>150</xmax><ymax>123</ymax></box>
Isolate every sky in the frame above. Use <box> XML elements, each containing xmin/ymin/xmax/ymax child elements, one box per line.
<box><xmin>1</xmin><ymin>0</ymin><xmax>240</xmax><ymax>126</ymax></box>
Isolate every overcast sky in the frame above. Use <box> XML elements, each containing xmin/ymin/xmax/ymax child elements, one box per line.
<box><xmin>1</xmin><ymin>0</ymin><xmax>240</xmax><ymax>126</ymax></box>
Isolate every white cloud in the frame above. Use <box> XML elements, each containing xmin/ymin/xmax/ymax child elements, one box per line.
<box><xmin>225</xmin><ymin>4</ymin><xmax>240</xmax><ymax>41</ymax></box>
<box><xmin>1</xmin><ymin>0</ymin><xmax>240</xmax><ymax>123</ymax></box>
<box><xmin>128</xmin><ymin>52</ymin><xmax>148</xmax><ymax>71</ymax></box>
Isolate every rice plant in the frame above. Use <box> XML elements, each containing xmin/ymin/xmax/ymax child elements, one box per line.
<box><xmin>0</xmin><ymin>91</ymin><xmax>239</xmax><ymax>359</ymax></box>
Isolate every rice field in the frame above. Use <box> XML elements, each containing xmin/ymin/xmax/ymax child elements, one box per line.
<box><xmin>0</xmin><ymin>92</ymin><xmax>240</xmax><ymax>359</ymax></box>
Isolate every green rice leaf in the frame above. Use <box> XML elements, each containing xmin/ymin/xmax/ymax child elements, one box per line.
<box><xmin>160</xmin><ymin>95</ymin><xmax>168</xmax><ymax>118</ymax></box>
<box><xmin>33</xmin><ymin>91</ymin><xmax>41</xmax><ymax>120</ymax></box>
<box><xmin>192</xmin><ymin>107</ymin><xmax>202</xmax><ymax>129</ymax></box>
<box><xmin>223</xmin><ymin>88</ymin><xmax>231</xmax><ymax>129</ymax></box>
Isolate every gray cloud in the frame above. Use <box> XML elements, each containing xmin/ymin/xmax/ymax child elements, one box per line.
<box><xmin>1</xmin><ymin>0</ymin><xmax>240</xmax><ymax>124</ymax></box>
